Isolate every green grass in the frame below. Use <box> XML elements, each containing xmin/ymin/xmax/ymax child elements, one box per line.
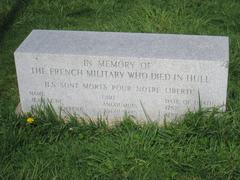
<box><xmin>1</xmin><ymin>105</ymin><xmax>240</xmax><ymax>179</ymax></box>
<box><xmin>0</xmin><ymin>0</ymin><xmax>17</xmax><ymax>27</ymax></box>
<box><xmin>1</xmin><ymin>0</ymin><xmax>240</xmax><ymax>179</ymax></box>
<box><xmin>0</xmin><ymin>0</ymin><xmax>27</xmax><ymax>38</ymax></box>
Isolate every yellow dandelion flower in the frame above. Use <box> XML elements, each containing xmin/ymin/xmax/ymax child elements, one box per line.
<box><xmin>27</xmin><ymin>117</ymin><xmax>34</xmax><ymax>124</ymax></box>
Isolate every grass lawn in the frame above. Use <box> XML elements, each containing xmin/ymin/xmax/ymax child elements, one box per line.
<box><xmin>1</xmin><ymin>0</ymin><xmax>240</xmax><ymax>179</ymax></box>
<box><xmin>0</xmin><ymin>0</ymin><xmax>17</xmax><ymax>28</ymax></box>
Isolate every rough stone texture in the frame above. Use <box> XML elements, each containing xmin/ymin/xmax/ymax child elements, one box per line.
<box><xmin>14</xmin><ymin>30</ymin><xmax>229</xmax><ymax>122</ymax></box>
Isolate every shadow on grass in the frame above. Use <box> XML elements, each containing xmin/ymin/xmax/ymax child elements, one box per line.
<box><xmin>0</xmin><ymin>0</ymin><xmax>33</xmax><ymax>43</ymax></box>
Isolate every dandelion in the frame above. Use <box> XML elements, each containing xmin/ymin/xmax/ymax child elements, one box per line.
<box><xmin>26</xmin><ymin>117</ymin><xmax>34</xmax><ymax>124</ymax></box>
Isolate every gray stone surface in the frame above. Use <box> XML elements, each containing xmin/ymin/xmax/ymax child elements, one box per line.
<box><xmin>16</xmin><ymin>30</ymin><xmax>229</xmax><ymax>61</ymax></box>
<box><xmin>14</xmin><ymin>30</ymin><xmax>229</xmax><ymax>122</ymax></box>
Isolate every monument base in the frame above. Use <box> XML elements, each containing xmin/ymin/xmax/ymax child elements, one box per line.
<box><xmin>15</xmin><ymin>102</ymin><xmax>23</xmax><ymax>115</ymax></box>
<box><xmin>15</xmin><ymin>102</ymin><xmax>135</xmax><ymax>127</ymax></box>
